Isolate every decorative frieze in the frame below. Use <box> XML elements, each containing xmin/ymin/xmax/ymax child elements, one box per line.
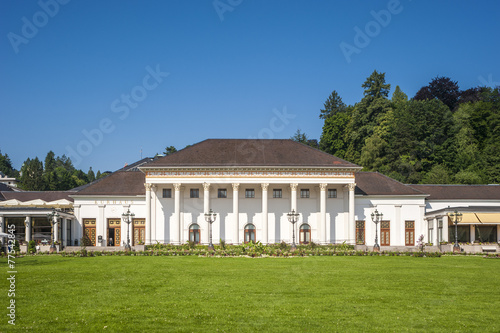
<box><xmin>146</xmin><ymin>170</ymin><xmax>355</xmax><ymax>178</ymax></box>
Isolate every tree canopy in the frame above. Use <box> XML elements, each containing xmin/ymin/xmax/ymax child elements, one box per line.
<box><xmin>319</xmin><ymin>71</ymin><xmax>500</xmax><ymax>184</ymax></box>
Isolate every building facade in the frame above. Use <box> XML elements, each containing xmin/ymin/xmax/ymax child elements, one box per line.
<box><xmin>1</xmin><ymin>139</ymin><xmax>499</xmax><ymax>250</ymax></box>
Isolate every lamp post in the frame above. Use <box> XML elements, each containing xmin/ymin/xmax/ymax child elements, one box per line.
<box><xmin>449</xmin><ymin>210</ymin><xmax>463</xmax><ymax>253</ymax></box>
<box><xmin>47</xmin><ymin>209</ymin><xmax>60</xmax><ymax>253</ymax></box>
<box><xmin>122</xmin><ymin>208</ymin><xmax>135</xmax><ymax>251</ymax></box>
<box><xmin>204</xmin><ymin>209</ymin><xmax>216</xmax><ymax>251</ymax></box>
<box><xmin>371</xmin><ymin>209</ymin><xmax>382</xmax><ymax>252</ymax></box>
<box><xmin>287</xmin><ymin>209</ymin><xmax>299</xmax><ymax>250</ymax></box>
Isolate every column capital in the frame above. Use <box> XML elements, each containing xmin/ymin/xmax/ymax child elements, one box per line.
<box><xmin>232</xmin><ymin>183</ymin><xmax>240</xmax><ymax>191</ymax></box>
<box><xmin>261</xmin><ymin>183</ymin><xmax>269</xmax><ymax>191</ymax></box>
<box><xmin>319</xmin><ymin>183</ymin><xmax>328</xmax><ymax>191</ymax></box>
<box><xmin>144</xmin><ymin>183</ymin><xmax>153</xmax><ymax>191</ymax></box>
<box><xmin>290</xmin><ymin>183</ymin><xmax>298</xmax><ymax>191</ymax></box>
<box><xmin>203</xmin><ymin>182</ymin><xmax>211</xmax><ymax>191</ymax></box>
<box><xmin>347</xmin><ymin>183</ymin><xmax>356</xmax><ymax>191</ymax></box>
<box><xmin>173</xmin><ymin>183</ymin><xmax>182</xmax><ymax>191</ymax></box>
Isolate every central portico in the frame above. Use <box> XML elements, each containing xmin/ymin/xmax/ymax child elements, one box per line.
<box><xmin>139</xmin><ymin>139</ymin><xmax>361</xmax><ymax>245</ymax></box>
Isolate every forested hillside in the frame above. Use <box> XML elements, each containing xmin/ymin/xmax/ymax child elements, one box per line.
<box><xmin>0</xmin><ymin>151</ymin><xmax>108</xmax><ymax>191</ymax></box>
<box><xmin>318</xmin><ymin>71</ymin><xmax>500</xmax><ymax>184</ymax></box>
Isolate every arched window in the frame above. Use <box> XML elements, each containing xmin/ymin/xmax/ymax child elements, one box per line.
<box><xmin>189</xmin><ymin>224</ymin><xmax>200</xmax><ymax>244</ymax></box>
<box><xmin>244</xmin><ymin>224</ymin><xmax>256</xmax><ymax>243</ymax></box>
<box><xmin>299</xmin><ymin>224</ymin><xmax>311</xmax><ymax>244</ymax></box>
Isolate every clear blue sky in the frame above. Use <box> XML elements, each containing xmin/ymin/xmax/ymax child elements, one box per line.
<box><xmin>1</xmin><ymin>0</ymin><xmax>499</xmax><ymax>173</ymax></box>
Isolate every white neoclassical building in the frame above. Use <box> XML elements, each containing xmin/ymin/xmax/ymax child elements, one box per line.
<box><xmin>1</xmin><ymin>139</ymin><xmax>499</xmax><ymax>251</ymax></box>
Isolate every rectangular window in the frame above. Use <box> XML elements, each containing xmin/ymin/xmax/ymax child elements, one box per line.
<box><xmin>245</xmin><ymin>189</ymin><xmax>255</xmax><ymax>198</ymax></box>
<box><xmin>300</xmin><ymin>189</ymin><xmax>310</xmax><ymax>198</ymax></box>
<box><xmin>438</xmin><ymin>219</ymin><xmax>443</xmax><ymax>242</ymax></box>
<box><xmin>273</xmin><ymin>189</ymin><xmax>282</xmax><ymax>198</ymax></box>
<box><xmin>449</xmin><ymin>225</ymin><xmax>470</xmax><ymax>243</ymax></box>
<box><xmin>162</xmin><ymin>189</ymin><xmax>172</xmax><ymax>198</ymax></box>
<box><xmin>428</xmin><ymin>220</ymin><xmax>434</xmax><ymax>245</ymax></box>
<box><xmin>356</xmin><ymin>220</ymin><xmax>365</xmax><ymax>245</ymax></box>
<box><xmin>218</xmin><ymin>189</ymin><xmax>227</xmax><ymax>198</ymax></box>
<box><xmin>66</xmin><ymin>219</ymin><xmax>72</xmax><ymax>246</ymax></box>
<box><xmin>328</xmin><ymin>189</ymin><xmax>337</xmax><ymax>198</ymax></box>
<box><xmin>190</xmin><ymin>189</ymin><xmax>199</xmax><ymax>198</ymax></box>
<box><xmin>405</xmin><ymin>221</ymin><xmax>415</xmax><ymax>246</ymax></box>
<box><xmin>475</xmin><ymin>225</ymin><xmax>497</xmax><ymax>243</ymax></box>
<box><xmin>380</xmin><ymin>221</ymin><xmax>390</xmax><ymax>246</ymax></box>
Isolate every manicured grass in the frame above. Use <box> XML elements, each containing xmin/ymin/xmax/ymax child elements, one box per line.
<box><xmin>1</xmin><ymin>256</ymin><xmax>499</xmax><ymax>332</ymax></box>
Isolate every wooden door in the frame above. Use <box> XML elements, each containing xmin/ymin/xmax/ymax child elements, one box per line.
<box><xmin>380</xmin><ymin>221</ymin><xmax>390</xmax><ymax>246</ymax></box>
<box><xmin>405</xmin><ymin>221</ymin><xmax>415</xmax><ymax>246</ymax></box>
<box><xmin>133</xmin><ymin>219</ymin><xmax>145</xmax><ymax>245</ymax></box>
<box><xmin>107</xmin><ymin>219</ymin><xmax>121</xmax><ymax>246</ymax></box>
<box><xmin>83</xmin><ymin>219</ymin><xmax>96</xmax><ymax>246</ymax></box>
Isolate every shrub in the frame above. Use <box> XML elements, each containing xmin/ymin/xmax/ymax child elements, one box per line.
<box><xmin>28</xmin><ymin>240</ymin><xmax>36</xmax><ymax>254</ymax></box>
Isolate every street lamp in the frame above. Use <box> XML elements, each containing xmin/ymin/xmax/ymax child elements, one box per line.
<box><xmin>287</xmin><ymin>209</ymin><xmax>299</xmax><ymax>250</ymax></box>
<box><xmin>204</xmin><ymin>209</ymin><xmax>216</xmax><ymax>251</ymax></box>
<box><xmin>122</xmin><ymin>208</ymin><xmax>135</xmax><ymax>251</ymax></box>
<box><xmin>449</xmin><ymin>210</ymin><xmax>463</xmax><ymax>253</ymax></box>
<box><xmin>371</xmin><ymin>209</ymin><xmax>382</xmax><ymax>252</ymax></box>
<box><xmin>47</xmin><ymin>209</ymin><xmax>60</xmax><ymax>253</ymax></box>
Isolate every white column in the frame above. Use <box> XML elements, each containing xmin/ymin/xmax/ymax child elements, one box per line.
<box><xmin>62</xmin><ymin>218</ymin><xmax>68</xmax><ymax>247</ymax></box>
<box><xmin>348</xmin><ymin>183</ymin><xmax>356</xmax><ymax>245</ymax></box>
<box><xmin>232</xmin><ymin>183</ymin><xmax>239</xmax><ymax>244</ymax></box>
<box><xmin>54</xmin><ymin>217</ymin><xmax>59</xmax><ymax>243</ymax></box>
<box><xmin>261</xmin><ymin>183</ymin><xmax>269</xmax><ymax>244</ymax></box>
<box><xmin>419</xmin><ymin>205</ymin><xmax>426</xmax><ymax>240</ymax></box>
<box><xmin>395</xmin><ymin>205</ymin><xmax>401</xmax><ymax>246</ymax></box>
<box><xmin>319</xmin><ymin>184</ymin><xmax>327</xmax><ymax>244</ymax></box>
<box><xmin>443</xmin><ymin>215</ymin><xmax>449</xmax><ymax>242</ymax></box>
<box><xmin>98</xmin><ymin>204</ymin><xmax>105</xmax><ymax>246</ymax></box>
<box><xmin>25</xmin><ymin>216</ymin><xmax>31</xmax><ymax>242</ymax></box>
<box><xmin>203</xmin><ymin>183</ymin><xmax>211</xmax><ymax>245</ymax></box>
<box><xmin>74</xmin><ymin>205</ymin><xmax>81</xmax><ymax>244</ymax></box>
<box><xmin>145</xmin><ymin>183</ymin><xmax>152</xmax><ymax>245</ymax></box>
<box><xmin>203</xmin><ymin>183</ymin><xmax>210</xmax><ymax>213</ymax></box>
<box><xmin>470</xmin><ymin>225</ymin><xmax>475</xmax><ymax>243</ymax></box>
<box><xmin>0</xmin><ymin>216</ymin><xmax>4</xmax><ymax>246</ymax></box>
<box><xmin>174</xmin><ymin>183</ymin><xmax>182</xmax><ymax>244</ymax></box>
<box><xmin>151</xmin><ymin>185</ymin><xmax>157</xmax><ymax>243</ymax></box>
<box><xmin>290</xmin><ymin>183</ymin><xmax>298</xmax><ymax>211</ymax></box>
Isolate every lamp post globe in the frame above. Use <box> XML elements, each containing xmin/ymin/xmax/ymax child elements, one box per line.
<box><xmin>122</xmin><ymin>208</ymin><xmax>135</xmax><ymax>251</ymax></box>
<box><xmin>204</xmin><ymin>209</ymin><xmax>217</xmax><ymax>251</ymax></box>
<box><xmin>287</xmin><ymin>209</ymin><xmax>300</xmax><ymax>250</ymax></box>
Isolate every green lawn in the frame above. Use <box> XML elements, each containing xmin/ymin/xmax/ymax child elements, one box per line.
<box><xmin>1</xmin><ymin>255</ymin><xmax>499</xmax><ymax>332</ymax></box>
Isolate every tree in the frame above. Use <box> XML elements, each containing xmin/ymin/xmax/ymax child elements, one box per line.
<box><xmin>0</xmin><ymin>151</ymin><xmax>16</xmax><ymax>177</ymax></box>
<box><xmin>319</xmin><ymin>90</ymin><xmax>346</xmax><ymax>119</ymax></box>
<box><xmin>163</xmin><ymin>146</ymin><xmax>177</xmax><ymax>156</ymax></box>
<box><xmin>87</xmin><ymin>167</ymin><xmax>96</xmax><ymax>182</ymax></box>
<box><xmin>319</xmin><ymin>111</ymin><xmax>351</xmax><ymax>158</ymax></box>
<box><xmin>19</xmin><ymin>157</ymin><xmax>45</xmax><ymax>191</ymax></box>
<box><xmin>290</xmin><ymin>129</ymin><xmax>318</xmax><ymax>148</ymax></box>
<box><xmin>391</xmin><ymin>85</ymin><xmax>408</xmax><ymax>105</ymax></box>
<box><xmin>361</xmin><ymin>70</ymin><xmax>391</xmax><ymax>99</ymax></box>
<box><xmin>413</xmin><ymin>76</ymin><xmax>460</xmax><ymax>111</ymax></box>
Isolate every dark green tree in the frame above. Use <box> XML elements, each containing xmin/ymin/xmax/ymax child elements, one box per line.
<box><xmin>319</xmin><ymin>111</ymin><xmax>351</xmax><ymax>159</ymax></box>
<box><xmin>319</xmin><ymin>90</ymin><xmax>346</xmax><ymax>119</ymax></box>
<box><xmin>163</xmin><ymin>146</ymin><xmax>177</xmax><ymax>156</ymax></box>
<box><xmin>0</xmin><ymin>151</ymin><xmax>16</xmax><ymax>177</ymax></box>
<box><xmin>361</xmin><ymin>70</ymin><xmax>391</xmax><ymax>99</ymax></box>
<box><xmin>19</xmin><ymin>157</ymin><xmax>45</xmax><ymax>191</ymax></box>
<box><xmin>87</xmin><ymin>167</ymin><xmax>96</xmax><ymax>182</ymax></box>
